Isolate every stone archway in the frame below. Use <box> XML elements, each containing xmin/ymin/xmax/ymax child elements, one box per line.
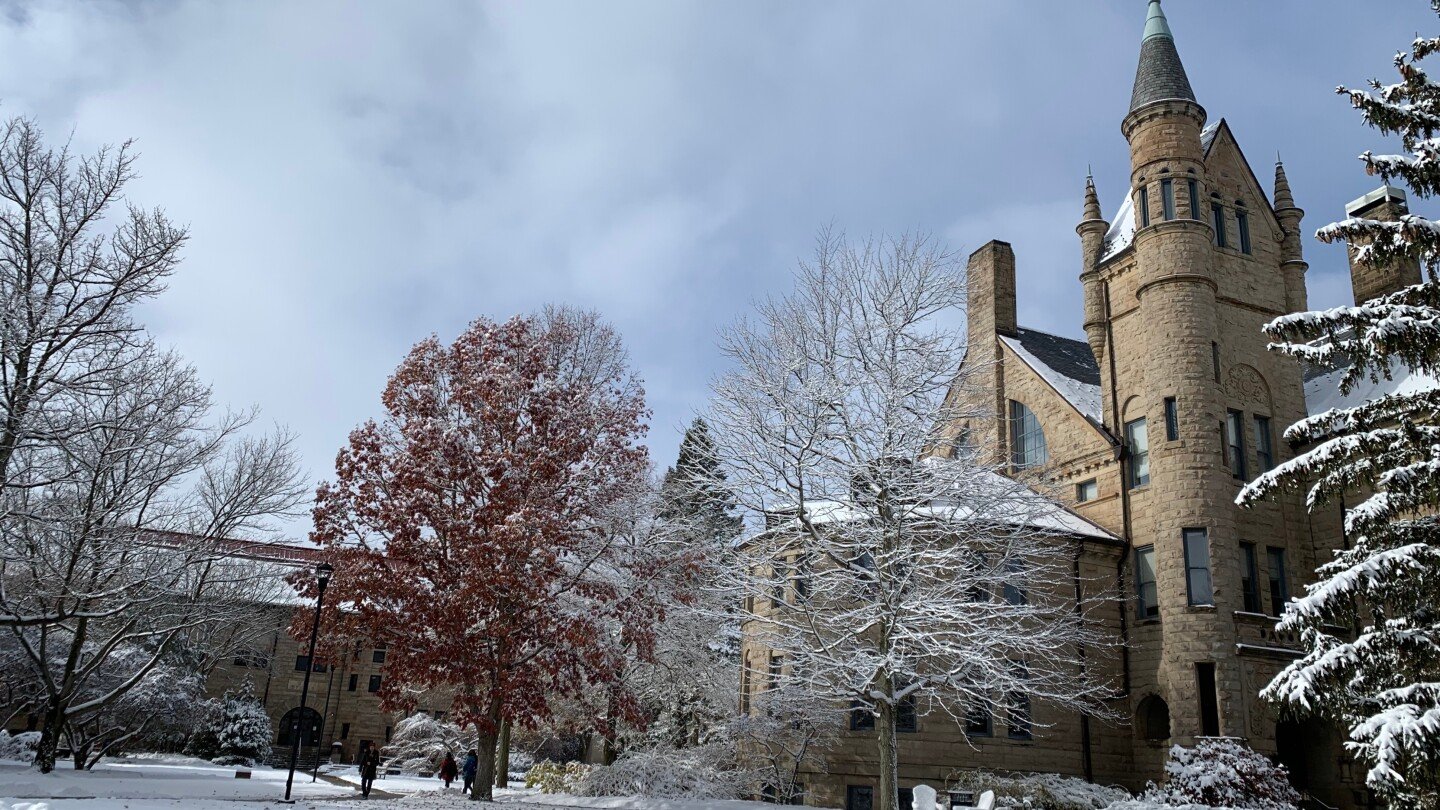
<box><xmin>277</xmin><ymin>706</ymin><xmax>324</xmax><ymax>748</ymax></box>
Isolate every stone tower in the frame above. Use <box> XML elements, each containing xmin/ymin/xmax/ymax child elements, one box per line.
<box><xmin>1078</xmin><ymin>0</ymin><xmax>1329</xmax><ymax>781</ymax></box>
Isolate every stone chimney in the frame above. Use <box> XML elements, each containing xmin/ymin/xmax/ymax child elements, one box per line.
<box><xmin>966</xmin><ymin>240</ymin><xmax>1018</xmax><ymax>348</ymax></box>
<box><xmin>1345</xmin><ymin>185</ymin><xmax>1422</xmax><ymax>304</ymax></box>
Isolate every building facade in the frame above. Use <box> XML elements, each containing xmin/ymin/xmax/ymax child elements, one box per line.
<box><xmin>740</xmin><ymin>3</ymin><xmax>1398</xmax><ymax>808</ymax></box>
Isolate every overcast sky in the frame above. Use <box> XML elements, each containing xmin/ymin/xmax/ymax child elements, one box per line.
<box><xmin>0</xmin><ymin>1</ymin><xmax>1429</xmax><ymax>538</ymax></box>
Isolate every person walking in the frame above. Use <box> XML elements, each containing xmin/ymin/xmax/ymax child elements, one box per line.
<box><xmin>439</xmin><ymin>751</ymin><xmax>459</xmax><ymax>789</ymax></box>
<box><xmin>462</xmin><ymin>749</ymin><xmax>479</xmax><ymax>795</ymax></box>
<box><xmin>359</xmin><ymin>747</ymin><xmax>380</xmax><ymax>799</ymax></box>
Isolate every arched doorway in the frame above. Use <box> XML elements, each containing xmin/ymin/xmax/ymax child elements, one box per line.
<box><xmin>1136</xmin><ymin>694</ymin><xmax>1171</xmax><ymax>741</ymax></box>
<box><xmin>277</xmin><ymin>706</ymin><xmax>324</xmax><ymax>747</ymax></box>
<box><xmin>1275</xmin><ymin>717</ymin><xmax>1327</xmax><ymax>793</ymax></box>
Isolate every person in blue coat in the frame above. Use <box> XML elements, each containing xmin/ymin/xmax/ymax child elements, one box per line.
<box><xmin>462</xmin><ymin>748</ymin><xmax>479</xmax><ymax>794</ymax></box>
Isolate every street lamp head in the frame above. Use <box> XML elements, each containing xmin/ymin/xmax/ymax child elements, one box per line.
<box><xmin>315</xmin><ymin>562</ymin><xmax>334</xmax><ymax>585</ymax></box>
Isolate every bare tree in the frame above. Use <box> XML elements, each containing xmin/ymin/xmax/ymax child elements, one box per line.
<box><xmin>704</xmin><ymin>231</ymin><xmax>1115</xmax><ymax>810</ymax></box>
<box><xmin>0</xmin><ymin>116</ymin><xmax>306</xmax><ymax>772</ymax></box>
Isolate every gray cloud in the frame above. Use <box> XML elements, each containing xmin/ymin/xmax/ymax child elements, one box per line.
<box><xmin>0</xmin><ymin>0</ymin><xmax>1427</xmax><ymax>536</ymax></box>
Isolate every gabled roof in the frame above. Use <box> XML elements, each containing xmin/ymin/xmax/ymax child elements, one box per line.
<box><xmin>1001</xmin><ymin>328</ymin><xmax>1103</xmax><ymax>425</ymax></box>
<box><xmin>1304</xmin><ymin>356</ymin><xmax>1440</xmax><ymax>417</ymax></box>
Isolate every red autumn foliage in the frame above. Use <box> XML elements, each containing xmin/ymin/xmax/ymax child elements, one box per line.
<box><xmin>292</xmin><ymin>310</ymin><xmax>657</xmax><ymax>796</ymax></box>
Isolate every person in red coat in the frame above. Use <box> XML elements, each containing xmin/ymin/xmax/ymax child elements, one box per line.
<box><xmin>439</xmin><ymin>752</ymin><xmax>459</xmax><ymax>789</ymax></box>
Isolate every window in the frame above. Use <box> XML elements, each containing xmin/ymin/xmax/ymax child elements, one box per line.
<box><xmin>1135</xmin><ymin>545</ymin><xmax>1159</xmax><ymax>620</ymax></box>
<box><xmin>1140</xmin><ymin>187</ymin><xmax>1151</xmax><ymax>227</ymax></box>
<box><xmin>294</xmin><ymin>655</ymin><xmax>326</xmax><ymax>673</ymax></box>
<box><xmin>850</xmin><ymin>701</ymin><xmax>875</xmax><ymax>731</ymax></box>
<box><xmin>1009</xmin><ymin>401</ymin><xmax>1048</xmax><ymax>469</ymax></box>
<box><xmin>1225</xmin><ymin>410</ymin><xmax>1247</xmax><ymax>480</ymax></box>
<box><xmin>1125</xmin><ymin>418</ymin><xmax>1150</xmax><ymax>488</ymax></box>
<box><xmin>1002</xmin><ymin>558</ymin><xmax>1027</xmax><ymax>606</ymax></box>
<box><xmin>739</xmin><ymin>663</ymin><xmax>752</xmax><ymax>714</ymax></box>
<box><xmin>1187</xmin><ymin>179</ymin><xmax>1200</xmax><ymax>219</ymax></box>
<box><xmin>434</xmin><ymin>710</ymin><xmax>446</xmax><ymax>721</ymax></box>
<box><xmin>896</xmin><ymin>693</ymin><xmax>918</xmax><ymax>733</ymax></box>
<box><xmin>1161</xmin><ymin>178</ymin><xmax>1175</xmax><ymax>220</ymax></box>
<box><xmin>967</xmin><ymin>552</ymin><xmax>991</xmax><ymax>603</ymax></box>
<box><xmin>792</xmin><ymin>555</ymin><xmax>811</xmax><ymax>602</ymax></box>
<box><xmin>767</xmin><ymin>653</ymin><xmax>783</xmax><ymax>690</ymax></box>
<box><xmin>770</xmin><ymin>564</ymin><xmax>786</xmax><ymax>608</ymax></box>
<box><xmin>1183</xmin><ymin>528</ymin><xmax>1214</xmax><ymax>607</ymax></box>
<box><xmin>340</xmin><ymin>722</ymin><xmax>351</xmax><ymax>740</ymax></box>
<box><xmin>384</xmin><ymin>725</ymin><xmax>392</xmax><ymax>743</ymax></box>
<box><xmin>965</xmin><ymin>700</ymin><xmax>993</xmax><ymax>737</ymax></box>
<box><xmin>1255</xmin><ymin>416</ymin><xmax>1274</xmax><ymax>472</ymax></box>
<box><xmin>1211</xmin><ymin>202</ymin><xmax>1227</xmax><ymax>247</ymax></box>
<box><xmin>1196</xmin><ymin>662</ymin><xmax>1221</xmax><ymax>736</ymax></box>
<box><xmin>1240</xmin><ymin>542</ymin><xmax>1262</xmax><ymax>613</ymax></box>
<box><xmin>1137</xmin><ymin>695</ymin><xmax>1171</xmax><ymax>741</ymax></box>
<box><xmin>1164</xmin><ymin>397</ymin><xmax>1179</xmax><ymax>441</ymax></box>
<box><xmin>368</xmin><ymin>674</ymin><xmax>382</xmax><ymax>693</ymax></box>
<box><xmin>1076</xmin><ymin>479</ymin><xmax>1098</xmax><ymax>503</ymax></box>
<box><xmin>846</xmin><ymin>785</ymin><xmax>874</xmax><ymax>810</ymax></box>
<box><xmin>347</xmin><ymin>673</ymin><xmax>358</xmax><ymax>692</ymax></box>
<box><xmin>233</xmin><ymin>650</ymin><xmax>268</xmax><ymax>669</ymax></box>
<box><xmin>898</xmin><ymin>788</ymin><xmax>914</xmax><ymax>810</ymax></box>
<box><xmin>372</xmin><ymin>644</ymin><xmax>387</xmax><ymax>665</ymax></box>
<box><xmin>1006</xmin><ymin>665</ymin><xmax>1032</xmax><ymax>741</ymax></box>
<box><xmin>1237</xmin><ymin>210</ymin><xmax>1252</xmax><ymax>254</ymax></box>
<box><xmin>1211</xmin><ymin>342</ymin><xmax>1221</xmax><ymax>382</ymax></box>
<box><xmin>1267</xmin><ymin>547</ymin><xmax>1289</xmax><ymax>615</ymax></box>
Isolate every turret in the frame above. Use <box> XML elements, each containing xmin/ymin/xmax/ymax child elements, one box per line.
<box><xmin>1274</xmin><ymin>159</ymin><xmax>1309</xmax><ymax>313</ymax></box>
<box><xmin>1077</xmin><ymin>175</ymin><xmax>1109</xmax><ymax>366</ymax></box>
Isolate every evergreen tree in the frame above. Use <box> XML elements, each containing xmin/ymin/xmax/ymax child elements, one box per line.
<box><xmin>660</xmin><ymin>418</ymin><xmax>743</xmax><ymax>543</ymax></box>
<box><xmin>212</xmin><ymin>680</ymin><xmax>273</xmax><ymax>767</ymax></box>
<box><xmin>1239</xmin><ymin>5</ymin><xmax>1440</xmax><ymax>804</ymax></box>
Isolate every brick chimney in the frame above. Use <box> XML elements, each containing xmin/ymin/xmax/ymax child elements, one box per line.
<box><xmin>1345</xmin><ymin>185</ymin><xmax>1422</xmax><ymax>304</ymax></box>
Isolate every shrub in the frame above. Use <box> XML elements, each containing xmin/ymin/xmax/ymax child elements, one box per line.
<box><xmin>210</xmin><ymin>681</ymin><xmax>273</xmax><ymax>767</ymax></box>
<box><xmin>0</xmin><ymin>731</ymin><xmax>41</xmax><ymax>763</ymax></box>
<box><xmin>1142</xmin><ymin>739</ymin><xmax>1300</xmax><ymax>810</ymax></box>
<box><xmin>526</xmin><ymin>759</ymin><xmax>592</xmax><ymax>793</ymax></box>
<box><xmin>947</xmin><ymin>769</ymin><xmax>1130</xmax><ymax>810</ymax></box>
<box><xmin>575</xmin><ymin>744</ymin><xmax>745</xmax><ymax>799</ymax></box>
<box><xmin>381</xmin><ymin>712</ymin><xmax>476</xmax><ymax>774</ymax></box>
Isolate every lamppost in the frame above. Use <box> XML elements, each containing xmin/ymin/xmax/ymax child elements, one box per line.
<box><xmin>283</xmin><ymin>561</ymin><xmax>333</xmax><ymax>803</ymax></box>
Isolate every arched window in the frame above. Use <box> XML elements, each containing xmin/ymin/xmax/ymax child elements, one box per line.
<box><xmin>1008</xmin><ymin>401</ymin><xmax>1048</xmax><ymax>469</ymax></box>
<box><xmin>1137</xmin><ymin>694</ymin><xmax>1171</xmax><ymax>741</ymax></box>
<box><xmin>277</xmin><ymin>706</ymin><xmax>324</xmax><ymax>747</ymax></box>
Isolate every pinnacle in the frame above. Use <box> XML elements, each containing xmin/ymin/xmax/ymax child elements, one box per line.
<box><xmin>1274</xmin><ymin>159</ymin><xmax>1296</xmax><ymax>211</ymax></box>
<box><xmin>1129</xmin><ymin>0</ymin><xmax>1197</xmax><ymax>112</ymax></box>
<box><xmin>1082</xmin><ymin>175</ymin><xmax>1104</xmax><ymax>223</ymax></box>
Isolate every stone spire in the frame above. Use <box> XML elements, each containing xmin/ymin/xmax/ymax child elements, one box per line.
<box><xmin>1273</xmin><ymin>157</ymin><xmax>1309</xmax><ymax>313</ymax></box>
<box><xmin>1082</xmin><ymin>173</ymin><xmax>1103</xmax><ymax>223</ymax></box>
<box><xmin>1130</xmin><ymin>0</ymin><xmax>1197</xmax><ymax>112</ymax></box>
<box><xmin>1273</xmin><ymin>157</ymin><xmax>1296</xmax><ymax>210</ymax></box>
<box><xmin>1078</xmin><ymin>175</ymin><xmax>1110</xmax><ymax>366</ymax></box>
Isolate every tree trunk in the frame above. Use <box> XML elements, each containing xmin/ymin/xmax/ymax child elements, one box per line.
<box><xmin>876</xmin><ymin>694</ymin><xmax>898</xmax><ymax>810</ymax></box>
<box><xmin>470</xmin><ymin>691</ymin><xmax>504</xmax><ymax>801</ymax></box>
<box><xmin>494</xmin><ymin>719</ymin><xmax>510</xmax><ymax>788</ymax></box>
<box><xmin>33</xmin><ymin>701</ymin><xmax>63</xmax><ymax>773</ymax></box>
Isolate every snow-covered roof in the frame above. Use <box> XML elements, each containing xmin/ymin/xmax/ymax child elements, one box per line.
<box><xmin>1098</xmin><ymin>121</ymin><xmax>1223</xmax><ymax>264</ymax></box>
<box><xmin>776</xmin><ymin>467</ymin><xmax>1118</xmax><ymax>543</ymax></box>
<box><xmin>1304</xmin><ymin>356</ymin><xmax>1440</xmax><ymax>417</ymax></box>
<box><xmin>1001</xmin><ymin>329</ymin><xmax>1103</xmax><ymax>425</ymax></box>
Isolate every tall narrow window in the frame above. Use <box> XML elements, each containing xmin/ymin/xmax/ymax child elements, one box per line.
<box><xmin>348</xmin><ymin>673</ymin><xmax>358</xmax><ymax>692</ymax></box>
<box><xmin>1240</xmin><ymin>542</ymin><xmax>1262</xmax><ymax>613</ymax></box>
<box><xmin>965</xmin><ymin>700</ymin><xmax>993</xmax><ymax>737</ymax></box>
<box><xmin>1164</xmin><ymin>397</ymin><xmax>1179</xmax><ymax>441</ymax></box>
<box><xmin>767</xmin><ymin>653</ymin><xmax>783</xmax><ymax>690</ymax></box>
<box><xmin>1009</xmin><ymin>401</ymin><xmax>1048</xmax><ymax>469</ymax></box>
<box><xmin>1226</xmin><ymin>409</ymin><xmax>1247</xmax><ymax>480</ymax></box>
<box><xmin>792</xmin><ymin>555</ymin><xmax>811</xmax><ymax>603</ymax></box>
<box><xmin>896</xmin><ymin>692</ymin><xmax>918</xmax><ymax>733</ymax></box>
<box><xmin>368</xmin><ymin>674</ymin><xmax>382</xmax><ymax>693</ymax></box>
<box><xmin>1002</xmin><ymin>558</ymin><xmax>1027</xmax><ymax>606</ymax></box>
<box><xmin>1161</xmin><ymin>178</ymin><xmax>1175</xmax><ymax>220</ymax></box>
<box><xmin>1183</xmin><ymin>528</ymin><xmax>1213</xmax><ymax>606</ymax></box>
<box><xmin>1187</xmin><ymin>179</ymin><xmax>1200</xmax><ymax>219</ymax></box>
<box><xmin>1135</xmin><ymin>545</ymin><xmax>1159</xmax><ymax>620</ymax></box>
<box><xmin>1211</xmin><ymin>342</ymin><xmax>1221</xmax><ymax>382</ymax></box>
<box><xmin>1254</xmin><ymin>416</ymin><xmax>1274</xmax><ymax>472</ymax></box>
<box><xmin>1006</xmin><ymin>663</ymin><xmax>1032</xmax><ymax>740</ymax></box>
<box><xmin>1125</xmin><ymin>418</ymin><xmax>1150</xmax><ymax>488</ymax></box>
<box><xmin>1196</xmin><ymin>662</ymin><xmax>1221</xmax><ymax>736</ymax></box>
<box><xmin>739</xmin><ymin>663</ymin><xmax>752</xmax><ymax>714</ymax></box>
<box><xmin>1211</xmin><ymin>202</ymin><xmax>1227</xmax><ymax>247</ymax></box>
<box><xmin>849</xmin><ymin>700</ymin><xmax>875</xmax><ymax>731</ymax></box>
<box><xmin>1237</xmin><ymin>210</ymin><xmax>1252</xmax><ymax>254</ymax></box>
<box><xmin>1267</xmin><ymin>547</ymin><xmax>1289</xmax><ymax>615</ymax></box>
<box><xmin>1140</xmin><ymin>187</ymin><xmax>1151</xmax><ymax>227</ymax></box>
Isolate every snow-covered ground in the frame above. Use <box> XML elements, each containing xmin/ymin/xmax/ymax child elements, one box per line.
<box><xmin>0</xmin><ymin>755</ymin><xmax>780</xmax><ymax>810</ymax></box>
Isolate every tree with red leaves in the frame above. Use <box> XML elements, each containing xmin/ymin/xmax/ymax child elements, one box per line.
<box><xmin>302</xmin><ymin>307</ymin><xmax>660</xmax><ymax>800</ymax></box>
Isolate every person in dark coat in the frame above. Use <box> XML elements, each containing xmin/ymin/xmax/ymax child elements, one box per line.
<box><xmin>439</xmin><ymin>751</ymin><xmax>459</xmax><ymax>789</ymax></box>
<box><xmin>360</xmin><ymin>748</ymin><xmax>381</xmax><ymax>799</ymax></box>
<box><xmin>462</xmin><ymin>749</ymin><xmax>479</xmax><ymax>794</ymax></box>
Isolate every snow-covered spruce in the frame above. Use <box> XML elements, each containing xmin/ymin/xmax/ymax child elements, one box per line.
<box><xmin>381</xmin><ymin>712</ymin><xmax>478</xmax><ymax>774</ymax></box>
<box><xmin>211</xmin><ymin>681</ymin><xmax>273</xmax><ymax>767</ymax></box>
<box><xmin>1236</xmin><ymin>5</ymin><xmax>1440</xmax><ymax>806</ymax></box>
<box><xmin>704</xmin><ymin>231</ymin><xmax>1117</xmax><ymax>810</ymax></box>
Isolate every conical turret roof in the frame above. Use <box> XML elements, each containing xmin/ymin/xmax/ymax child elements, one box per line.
<box><xmin>1129</xmin><ymin>0</ymin><xmax>1196</xmax><ymax>112</ymax></box>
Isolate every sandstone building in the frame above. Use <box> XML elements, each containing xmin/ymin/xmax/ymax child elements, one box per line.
<box><xmin>738</xmin><ymin>3</ymin><xmax>1399</xmax><ymax>808</ymax></box>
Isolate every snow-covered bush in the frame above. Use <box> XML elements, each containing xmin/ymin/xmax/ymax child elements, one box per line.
<box><xmin>526</xmin><ymin>760</ymin><xmax>593</xmax><ymax>793</ymax></box>
<box><xmin>380</xmin><ymin>712</ymin><xmax>476</xmax><ymax>774</ymax></box>
<box><xmin>1141</xmin><ymin>739</ymin><xmax>1299</xmax><ymax>810</ymax></box>
<box><xmin>0</xmin><ymin>731</ymin><xmax>40</xmax><ymax>763</ymax></box>
<box><xmin>947</xmin><ymin>769</ymin><xmax>1130</xmax><ymax>810</ymax></box>
<box><xmin>211</xmin><ymin>681</ymin><xmax>274</xmax><ymax>767</ymax></box>
<box><xmin>575</xmin><ymin>744</ymin><xmax>746</xmax><ymax>799</ymax></box>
